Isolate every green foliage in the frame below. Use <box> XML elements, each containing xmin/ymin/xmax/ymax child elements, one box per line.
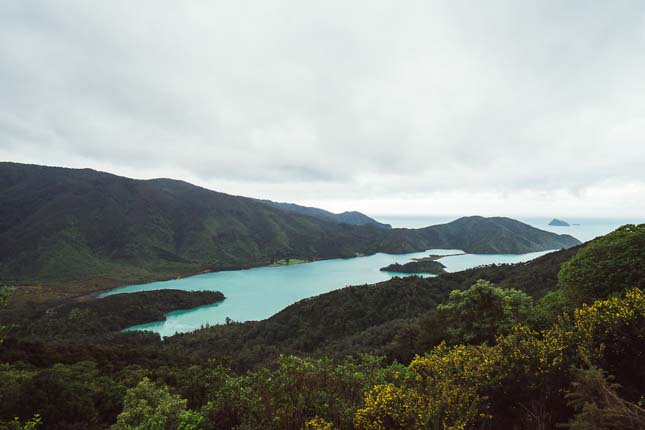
<box><xmin>7</xmin><ymin>227</ymin><xmax>645</xmax><ymax>430</ymax></box>
<box><xmin>0</xmin><ymin>286</ymin><xmax>643</xmax><ymax>430</ymax></box>
<box><xmin>355</xmin><ymin>288</ymin><xmax>645</xmax><ymax>430</ymax></box>
<box><xmin>171</xmin><ymin>247</ymin><xmax>577</xmax><ymax>371</ymax></box>
<box><xmin>165</xmin><ymin>364</ymin><xmax>230</xmax><ymax>410</ymax></box>
<box><xmin>527</xmin><ymin>288</ymin><xmax>574</xmax><ymax>330</ymax></box>
<box><xmin>435</xmin><ymin>279</ymin><xmax>533</xmax><ymax>344</ymax></box>
<box><xmin>559</xmin><ymin>224</ymin><xmax>645</xmax><ymax>305</ymax></box>
<box><xmin>0</xmin><ymin>287</ymin><xmax>11</xmax><ymax>307</ymax></box>
<box><xmin>565</xmin><ymin>360</ymin><xmax>645</xmax><ymax>430</ymax></box>
<box><xmin>0</xmin><ymin>415</ymin><xmax>41</xmax><ymax>430</ymax></box>
<box><xmin>0</xmin><ymin>163</ymin><xmax>579</xmax><ymax>286</ymax></box>
<box><xmin>112</xmin><ymin>378</ymin><xmax>189</xmax><ymax>430</ymax></box>
<box><xmin>200</xmin><ymin>355</ymin><xmax>410</xmax><ymax>430</ymax></box>
<box><xmin>380</xmin><ymin>260</ymin><xmax>445</xmax><ymax>274</ymax></box>
<box><xmin>171</xmin><ymin>276</ymin><xmax>454</xmax><ymax>370</ymax></box>
<box><xmin>0</xmin><ymin>361</ymin><xmax>125</xmax><ymax>430</ymax></box>
<box><xmin>10</xmin><ymin>290</ymin><xmax>224</xmax><ymax>339</ymax></box>
<box><xmin>0</xmin><ymin>287</ymin><xmax>14</xmax><ymax>343</ymax></box>
<box><xmin>177</xmin><ymin>411</ymin><xmax>204</xmax><ymax>430</ymax></box>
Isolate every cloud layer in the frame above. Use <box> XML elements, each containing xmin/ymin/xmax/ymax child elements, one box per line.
<box><xmin>1</xmin><ymin>1</ymin><xmax>645</xmax><ymax>216</ymax></box>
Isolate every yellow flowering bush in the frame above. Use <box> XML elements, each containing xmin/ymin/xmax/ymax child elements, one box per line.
<box><xmin>354</xmin><ymin>383</ymin><xmax>427</xmax><ymax>430</ymax></box>
<box><xmin>355</xmin><ymin>288</ymin><xmax>645</xmax><ymax>430</ymax></box>
<box><xmin>304</xmin><ymin>416</ymin><xmax>335</xmax><ymax>430</ymax></box>
<box><xmin>573</xmin><ymin>288</ymin><xmax>644</xmax><ymax>343</ymax></box>
<box><xmin>356</xmin><ymin>344</ymin><xmax>493</xmax><ymax>430</ymax></box>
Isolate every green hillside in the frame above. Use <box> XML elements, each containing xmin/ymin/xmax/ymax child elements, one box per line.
<box><xmin>0</xmin><ymin>226</ymin><xmax>643</xmax><ymax>430</ymax></box>
<box><xmin>168</xmin><ymin>245</ymin><xmax>581</xmax><ymax>369</ymax></box>
<box><xmin>0</xmin><ymin>163</ymin><xmax>580</xmax><ymax>288</ymax></box>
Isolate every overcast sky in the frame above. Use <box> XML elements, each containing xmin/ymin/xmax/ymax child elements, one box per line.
<box><xmin>1</xmin><ymin>1</ymin><xmax>645</xmax><ymax>217</ymax></box>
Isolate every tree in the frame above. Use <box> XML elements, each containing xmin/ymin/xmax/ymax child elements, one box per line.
<box><xmin>528</xmin><ymin>289</ymin><xmax>574</xmax><ymax>330</ymax></box>
<box><xmin>435</xmin><ymin>279</ymin><xmax>533</xmax><ymax>344</ymax></box>
<box><xmin>355</xmin><ymin>288</ymin><xmax>645</xmax><ymax>430</ymax></box>
<box><xmin>559</xmin><ymin>224</ymin><xmax>645</xmax><ymax>305</ymax></box>
<box><xmin>0</xmin><ymin>415</ymin><xmax>41</xmax><ymax>430</ymax></box>
<box><xmin>565</xmin><ymin>360</ymin><xmax>645</xmax><ymax>430</ymax></box>
<box><xmin>112</xmin><ymin>378</ymin><xmax>192</xmax><ymax>430</ymax></box>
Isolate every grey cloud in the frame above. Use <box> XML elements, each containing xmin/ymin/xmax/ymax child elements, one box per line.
<box><xmin>1</xmin><ymin>1</ymin><xmax>645</xmax><ymax>214</ymax></box>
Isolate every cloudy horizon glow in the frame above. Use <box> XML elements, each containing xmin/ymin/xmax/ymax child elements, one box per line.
<box><xmin>1</xmin><ymin>1</ymin><xmax>645</xmax><ymax>217</ymax></box>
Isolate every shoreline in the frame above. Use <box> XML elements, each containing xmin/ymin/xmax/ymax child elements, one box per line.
<box><xmin>83</xmin><ymin>251</ymin><xmax>430</xmax><ymax>299</ymax></box>
<box><xmin>411</xmin><ymin>252</ymin><xmax>467</xmax><ymax>262</ymax></box>
<box><xmin>103</xmin><ymin>248</ymin><xmax>558</xmax><ymax>336</ymax></box>
<box><xmin>22</xmin><ymin>247</ymin><xmax>555</xmax><ymax>304</ymax></box>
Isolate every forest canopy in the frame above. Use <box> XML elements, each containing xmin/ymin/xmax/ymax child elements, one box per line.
<box><xmin>0</xmin><ymin>225</ymin><xmax>643</xmax><ymax>429</ymax></box>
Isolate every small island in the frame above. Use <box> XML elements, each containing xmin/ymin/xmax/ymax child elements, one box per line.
<box><xmin>549</xmin><ymin>218</ymin><xmax>570</xmax><ymax>227</ymax></box>
<box><xmin>380</xmin><ymin>260</ymin><xmax>446</xmax><ymax>275</ymax></box>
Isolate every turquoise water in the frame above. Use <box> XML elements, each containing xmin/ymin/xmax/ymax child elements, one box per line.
<box><xmin>101</xmin><ymin>216</ymin><xmax>643</xmax><ymax>337</ymax></box>
<box><xmin>102</xmin><ymin>248</ymin><xmax>552</xmax><ymax>337</ymax></box>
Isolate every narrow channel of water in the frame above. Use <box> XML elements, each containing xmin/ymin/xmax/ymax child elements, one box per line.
<box><xmin>101</xmin><ymin>248</ymin><xmax>553</xmax><ymax>337</ymax></box>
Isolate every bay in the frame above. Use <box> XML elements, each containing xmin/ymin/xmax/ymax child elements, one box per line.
<box><xmin>102</xmin><ymin>248</ymin><xmax>553</xmax><ymax>337</ymax></box>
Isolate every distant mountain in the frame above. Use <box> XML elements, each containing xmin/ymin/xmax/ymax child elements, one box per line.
<box><xmin>420</xmin><ymin>216</ymin><xmax>580</xmax><ymax>254</ymax></box>
<box><xmin>254</xmin><ymin>199</ymin><xmax>391</xmax><ymax>228</ymax></box>
<box><xmin>0</xmin><ymin>163</ymin><xmax>581</xmax><ymax>287</ymax></box>
<box><xmin>549</xmin><ymin>218</ymin><xmax>570</xmax><ymax>227</ymax></box>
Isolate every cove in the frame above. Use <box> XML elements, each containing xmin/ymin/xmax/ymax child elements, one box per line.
<box><xmin>101</xmin><ymin>248</ymin><xmax>554</xmax><ymax>337</ymax></box>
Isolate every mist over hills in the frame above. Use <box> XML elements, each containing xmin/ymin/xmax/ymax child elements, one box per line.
<box><xmin>0</xmin><ymin>162</ymin><xmax>580</xmax><ymax>287</ymax></box>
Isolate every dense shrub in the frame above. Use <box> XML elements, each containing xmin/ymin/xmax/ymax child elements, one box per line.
<box><xmin>2</xmin><ymin>227</ymin><xmax>644</xmax><ymax>429</ymax></box>
<box><xmin>559</xmin><ymin>224</ymin><xmax>645</xmax><ymax>305</ymax></box>
<box><xmin>354</xmin><ymin>288</ymin><xmax>645</xmax><ymax>430</ymax></box>
<box><xmin>435</xmin><ymin>279</ymin><xmax>533</xmax><ymax>344</ymax></box>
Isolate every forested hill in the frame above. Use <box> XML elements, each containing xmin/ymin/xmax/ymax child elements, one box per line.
<box><xmin>419</xmin><ymin>215</ymin><xmax>580</xmax><ymax>254</ymax></box>
<box><xmin>0</xmin><ymin>223</ymin><xmax>641</xmax><ymax>430</ymax></box>
<box><xmin>0</xmin><ymin>162</ymin><xmax>580</xmax><ymax>287</ymax></box>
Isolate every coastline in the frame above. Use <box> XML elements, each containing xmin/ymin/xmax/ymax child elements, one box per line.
<box><xmin>22</xmin><ymin>245</ymin><xmax>556</xmax><ymax>304</ymax></box>
<box><xmin>412</xmin><ymin>253</ymin><xmax>467</xmax><ymax>262</ymax></box>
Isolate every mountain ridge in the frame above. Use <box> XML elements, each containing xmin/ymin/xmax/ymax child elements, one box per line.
<box><xmin>253</xmin><ymin>199</ymin><xmax>392</xmax><ymax>228</ymax></box>
<box><xmin>0</xmin><ymin>162</ymin><xmax>580</xmax><ymax>288</ymax></box>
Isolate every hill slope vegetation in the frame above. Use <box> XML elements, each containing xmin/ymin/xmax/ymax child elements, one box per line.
<box><xmin>0</xmin><ymin>163</ymin><xmax>580</xmax><ymax>287</ymax></box>
<box><xmin>1</xmin><ymin>226</ymin><xmax>643</xmax><ymax>430</ymax></box>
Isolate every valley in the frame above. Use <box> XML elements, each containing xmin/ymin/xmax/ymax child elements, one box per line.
<box><xmin>101</xmin><ymin>248</ymin><xmax>552</xmax><ymax>336</ymax></box>
<box><xmin>1</xmin><ymin>163</ymin><xmax>643</xmax><ymax>430</ymax></box>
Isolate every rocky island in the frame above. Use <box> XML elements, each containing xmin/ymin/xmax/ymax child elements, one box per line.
<box><xmin>549</xmin><ymin>218</ymin><xmax>570</xmax><ymax>227</ymax></box>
